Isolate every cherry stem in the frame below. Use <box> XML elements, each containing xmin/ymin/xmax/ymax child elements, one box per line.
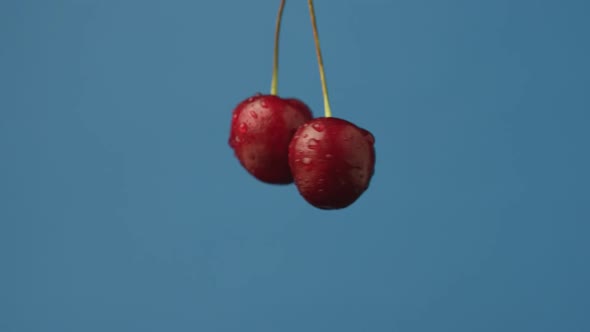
<box><xmin>308</xmin><ymin>0</ymin><xmax>332</xmax><ymax>117</ymax></box>
<box><xmin>270</xmin><ymin>0</ymin><xmax>286</xmax><ymax>96</ymax></box>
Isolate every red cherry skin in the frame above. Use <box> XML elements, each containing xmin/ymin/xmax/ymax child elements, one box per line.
<box><xmin>229</xmin><ymin>94</ymin><xmax>313</xmax><ymax>184</ymax></box>
<box><xmin>288</xmin><ymin>117</ymin><xmax>376</xmax><ymax>209</ymax></box>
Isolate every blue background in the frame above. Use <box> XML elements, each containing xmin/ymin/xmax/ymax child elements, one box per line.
<box><xmin>2</xmin><ymin>0</ymin><xmax>589</xmax><ymax>331</ymax></box>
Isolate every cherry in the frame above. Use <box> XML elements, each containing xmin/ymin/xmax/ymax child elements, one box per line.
<box><xmin>288</xmin><ymin>0</ymin><xmax>376</xmax><ymax>209</ymax></box>
<box><xmin>289</xmin><ymin>117</ymin><xmax>375</xmax><ymax>209</ymax></box>
<box><xmin>228</xmin><ymin>0</ymin><xmax>313</xmax><ymax>184</ymax></box>
<box><xmin>229</xmin><ymin>94</ymin><xmax>312</xmax><ymax>184</ymax></box>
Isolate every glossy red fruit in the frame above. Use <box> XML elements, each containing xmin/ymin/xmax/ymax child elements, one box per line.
<box><xmin>229</xmin><ymin>94</ymin><xmax>313</xmax><ymax>184</ymax></box>
<box><xmin>288</xmin><ymin>117</ymin><xmax>375</xmax><ymax>209</ymax></box>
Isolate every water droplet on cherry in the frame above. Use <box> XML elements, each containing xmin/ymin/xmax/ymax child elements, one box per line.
<box><xmin>307</xmin><ymin>139</ymin><xmax>319</xmax><ymax>150</ymax></box>
<box><xmin>312</xmin><ymin>122</ymin><xmax>325</xmax><ymax>132</ymax></box>
<box><xmin>239</xmin><ymin>123</ymin><xmax>248</xmax><ymax>133</ymax></box>
<box><xmin>302</xmin><ymin>157</ymin><xmax>312</xmax><ymax>165</ymax></box>
<box><xmin>249</xmin><ymin>110</ymin><xmax>258</xmax><ymax>119</ymax></box>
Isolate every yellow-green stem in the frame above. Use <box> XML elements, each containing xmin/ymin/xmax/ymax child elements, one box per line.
<box><xmin>270</xmin><ymin>0</ymin><xmax>286</xmax><ymax>95</ymax></box>
<box><xmin>308</xmin><ymin>0</ymin><xmax>332</xmax><ymax>117</ymax></box>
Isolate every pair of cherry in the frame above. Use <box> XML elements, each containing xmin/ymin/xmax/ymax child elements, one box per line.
<box><xmin>229</xmin><ymin>0</ymin><xmax>375</xmax><ymax>210</ymax></box>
